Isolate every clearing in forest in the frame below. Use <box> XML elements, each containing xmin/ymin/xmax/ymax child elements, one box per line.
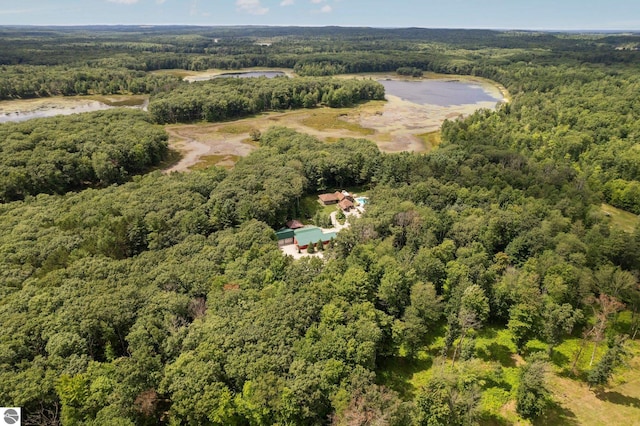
<box><xmin>160</xmin><ymin>70</ymin><xmax>506</xmax><ymax>171</ymax></box>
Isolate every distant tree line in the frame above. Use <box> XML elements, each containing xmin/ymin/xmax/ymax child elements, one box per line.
<box><xmin>0</xmin><ymin>65</ymin><xmax>180</xmax><ymax>100</ymax></box>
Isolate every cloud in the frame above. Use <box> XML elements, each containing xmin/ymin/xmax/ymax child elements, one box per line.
<box><xmin>156</xmin><ymin>0</ymin><xmax>166</xmax><ymax>4</ymax></box>
<box><xmin>320</xmin><ymin>4</ymin><xmax>332</xmax><ymax>12</ymax></box>
<box><xmin>106</xmin><ymin>0</ymin><xmax>139</xmax><ymax>4</ymax></box>
<box><xmin>310</xmin><ymin>0</ymin><xmax>323</xmax><ymax>3</ymax></box>
<box><xmin>280</xmin><ymin>0</ymin><xmax>295</xmax><ymax>5</ymax></box>
<box><xmin>236</xmin><ymin>0</ymin><xmax>269</xmax><ymax>15</ymax></box>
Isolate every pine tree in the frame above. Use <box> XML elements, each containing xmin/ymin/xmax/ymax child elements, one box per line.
<box><xmin>588</xmin><ymin>336</ymin><xmax>628</xmax><ymax>388</ymax></box>
<box><xmin>516</xmin><ymin>357</ymin><xmax>549</xmax><ymax>419</ymax></box>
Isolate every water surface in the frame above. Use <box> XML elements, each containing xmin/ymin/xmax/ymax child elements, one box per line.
<box><xmin>0</xmin><ymin>102</ymin><xmax>112</xmax><ymax>124</ymax></box>
<box><xmin>378</xmin><ymin>79</ymin><xmax>501</xmax><ymax>107</ymax></box>
<box><xmin>189</xmin><ymin>71</ymin><xmax>286</xmax><ymax>82</ymax></box>
<box><xmin>0</xmin><ymin>98</ymin><xmax>148</xmax><ymax>124</ymax></box>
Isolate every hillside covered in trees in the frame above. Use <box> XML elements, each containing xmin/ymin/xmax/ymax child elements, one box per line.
<box><xmin>0</xmin><ymin>26</ymin><xmax>639</xmax><ymax>425</ymax></box>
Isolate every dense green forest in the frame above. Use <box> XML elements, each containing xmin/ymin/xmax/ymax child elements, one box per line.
<box><xmin>0</xmin><ymin>110</ymin><xmax>168</xmax><ymax>202</ymax></box>
<box><xmin>0</xmin><ymin>66</ymin><xmax>179</xmax><ymax>100</ymax></box>
<box><xmin>0</xmin><ymin>26</ymin><xmax>639</xmax><ymax>425</ymax></box>
<box><xmin>149</xmin><ymin>77</ymin><xmax>385</xmax><ymax>123</ymax></box>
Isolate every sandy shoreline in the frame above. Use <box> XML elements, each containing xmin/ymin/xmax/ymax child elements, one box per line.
<box><xmin>0</xmin><ymin>95</ymin><xmax>149</xmax><ymax>123</ymax></box>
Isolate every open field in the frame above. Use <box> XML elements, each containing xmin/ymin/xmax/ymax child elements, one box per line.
<box><xmin>601</xmin><ymin>203</ymin><xmax>640</xmax><ymax>233</ymax></box>
<box><xmin>377</xmin><ymin>323</ymin><xmax>640</xmax><ymax>425</ymax></box>
<box><xmin>163</xmin><ymin>124</ymin><xmax>257</xmax><ymax>173</ymax></box>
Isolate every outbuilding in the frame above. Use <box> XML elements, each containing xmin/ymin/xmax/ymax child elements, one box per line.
<box><xmin>293</xmin><ymin>226</ymin><xmax>337</xmax><ymax>250</ymax></box>
<box><xmin>275</xmin><ymin>228</ymin><xmax>295</xmax><ymax>246</ymax></box>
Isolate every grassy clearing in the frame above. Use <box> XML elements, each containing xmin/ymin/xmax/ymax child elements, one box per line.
<box><xmin>216</xmin><ymin>123</ymin><xmax>255</xmax><ymax>134</ymax></box>
<box><xmin>301</xmin><ymin>108</ymin><xmax>375</xmax><ymax>135</ymax></box>
<box><xmin>86</xmin><ymin>94</ymin><xmax>147</xmax><ymax>107</ymax></box>
<box><xmin>376</xmin><ymin>321</ymin><xmax>640</xmax><ymax>425</ymax></box>
<box><xmin>188</xmin><ymin>154</ymin><xmax>239</xmax><ymax>170</ymax></box>
<box><xmin>601</xmin><ymin>203</ymin><xmax>639</xmax><ymax>233</ymax></box>
<box><xmin>299</xmin><ymin>195</ymin><xmax>337</xmax><ymax>221</ymax></box>
<box><xmin>417</xmin><ymin>130</ymin><xmax>442</xmax><ymax>150</ymax></box>
<box><xmin>546</xmin><ymin>344</ymin><xmax>640</xmax><ymax>426</ymax></box>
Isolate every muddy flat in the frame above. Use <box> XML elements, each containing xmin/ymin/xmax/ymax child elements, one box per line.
<box><xmin>164</xmin><ymin>124</ymin><xmax>258</xmax><ymax>173</ymax></box>
<box><xmin>156</xmin><ymin>70</ymin><xmax>507</xmax><ymax>171</ymax></box>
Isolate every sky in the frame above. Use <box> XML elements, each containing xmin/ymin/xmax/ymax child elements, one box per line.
<box><xmin>0</xmin><ymin>0</ymin><xmax>639</xmax><ymax>30</ymax></box>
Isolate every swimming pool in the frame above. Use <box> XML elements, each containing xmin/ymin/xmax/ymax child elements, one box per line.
<box><xmin>355</xmin><ymin>196</ymin><xmax>368</xmax><ymax>205</ymax></box>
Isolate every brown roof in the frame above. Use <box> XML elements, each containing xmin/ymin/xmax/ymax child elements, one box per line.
<box><xmin>339</xmin><ymin>199</ymin><xmax>354</xmax><ymax>210</ymax></box>
<box><xmin>318</xmin><ymin>193</ymin><xmax>339</xmax><ymax>203</ymax></box>
<box><xmin>335</xmin><ymin>191</ymin><xmax>346</xmax><ymax>201</ymax></box>
<box><xmin>286</xmin><ymin>219</ymin><xmax>304</xmax><ymax>229</ymax></box>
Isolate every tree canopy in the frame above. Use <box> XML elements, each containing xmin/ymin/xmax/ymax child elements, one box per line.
<box><xmin>1</xmin><ymin>25</ymin><xmax>639</xmax><ymax>425</ymax></box>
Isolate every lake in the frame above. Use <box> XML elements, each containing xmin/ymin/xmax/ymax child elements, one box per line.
<box><xmin>0</xmin><ymin>96</ymin><xmax>148</xmax><ymax>124</ymax></box>
<box><xmin>378</xmin><ymin>79</ymin><xmax>502</xmax><ymax>107</ymax></box>
<box><xmin>0</xmin><ymin>102</ymin><xmax>113</xmax><ymax>124</ymax></box>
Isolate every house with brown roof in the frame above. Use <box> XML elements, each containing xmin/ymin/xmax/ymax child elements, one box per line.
<box><xmin>318</xmin><ymin>193</ymin><xmax>339</xmax><ymax>205</ymax></box>
<box><xmin>339</xmin><ymin>190</ymin><xmax>355</xmax><ymax>201</ymax></box>
<box><xmin>286</xmin><ymin>219</ymin><xmax>304</xmax><ymax>229</ymax></box>
<box><xmin>339</xmin><ymin>199</ymin><xmax>355</xmax><ymax>212</ymax></box>
<box><xmin>319</xmin><ymin>190</ymin><xmax>355</xmax><ymax>206</ymax></box>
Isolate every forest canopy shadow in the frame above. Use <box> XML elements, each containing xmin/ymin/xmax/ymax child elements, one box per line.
<box><xmin>477</xmin><ymin>342</ymin><xmax>516</xmax><ymax>368</ymax></box>
<box><xmin>595</xmin><ymin>390</ymin><xmax>640</xmax><ymax>408</ymax></box>
<box><xmin>533</xmin><ymin>400</ymin><xmax>579</xmax><ymax>426</ymax></box>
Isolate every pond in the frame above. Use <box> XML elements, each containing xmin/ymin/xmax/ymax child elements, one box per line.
<box><xmin>188</xmin><ymin>71</ymin><xmax>286</xmax><ymax>82</ymax></box>
<box><xmin>0</xmin><ymin>97</ymin><xmax>148</xmax><ymax>124</ymax></box>
<box><xmin>0</xmin><ymin>102</ymin><xmax>113</xmax><ymax>124</ymax></box>
<box><xmin>378</xmin><ymin>79</ymin><xmax>502</xmax><ymax>107</ymax></box>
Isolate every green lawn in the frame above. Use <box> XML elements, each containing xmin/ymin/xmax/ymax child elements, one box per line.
<box><xmin>299</xmin><ymin>195</ymin><xmax>336</xmax><ymax>223</ymax></box>
<box><xmin>376</xmin><ymin>321</ymin><xmax>640</xmax><ymax>425</ymax></box>
<box><xmin>601</xmin><ymin>203</ymin><xmax>639</xmax><ymax>233</ymax></box>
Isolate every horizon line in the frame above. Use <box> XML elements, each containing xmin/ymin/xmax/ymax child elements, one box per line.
<box><xmin>0</xmin><ymin>24</ymin><xmax>638</xmax><ymax>33</ymax></box>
